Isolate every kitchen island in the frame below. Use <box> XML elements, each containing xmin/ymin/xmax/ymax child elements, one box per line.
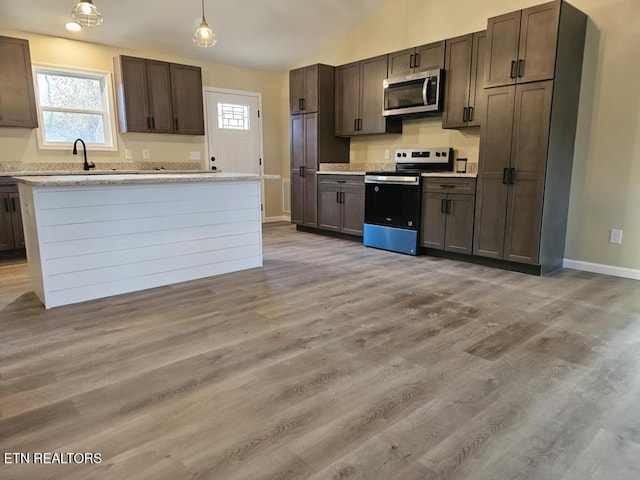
<box><xmin>13</xmin><ymin>173</ymin><xmax>278</xmax><ymax>308</ymax></box>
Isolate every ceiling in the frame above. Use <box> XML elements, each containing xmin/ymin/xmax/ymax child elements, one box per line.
<box><xmin>0</xmin><ymin>0</ymin><xmax>390</xmax><ymax>71</ymax></box>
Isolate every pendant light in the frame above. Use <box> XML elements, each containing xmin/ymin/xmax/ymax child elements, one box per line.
<box><xmin>71</xmin><ymin>1</ymin><xmax>103</xmax><ymax>27</ymax></box>
<box><xmin>193</xmin><ymin>0</ymin><xmax>217</xmax><ymax>48</ymax></box>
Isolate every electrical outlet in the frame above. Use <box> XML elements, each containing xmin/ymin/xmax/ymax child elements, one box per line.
<box><xmin>189</xmin><ymin>151</ymin><xmax>201</xmax><ymax>161</ymax></box>
<box><xmin>142</xmin><ymin>149</ymin><xmax>150</xmax><ymax>160</ymax></box>
<box><xmin>384</xmin><ymin>149</ymin><xmax>390</xmax><ymax>160</ymax></box>
<box><xmin>610</xmin><ymin>229</ymin><xmax>623</xmax><ymax>245</ymax></box>
<box><xmin>125</xmin><ymin>149</ymin><xmax>133</xmax><ymax>160</ymax></box>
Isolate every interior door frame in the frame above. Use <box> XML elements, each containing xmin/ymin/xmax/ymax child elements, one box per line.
<box><xmin>203</xmin><ymin>86</ymin><xmax>265</xmax><ymax>222</ymax></box>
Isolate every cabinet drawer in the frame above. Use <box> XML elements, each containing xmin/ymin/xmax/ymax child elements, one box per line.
<box><xmin>319</xmin><ymin>175</ymin><xmax>364</xmax><ymax>191</ymax></box>
<box><xmin>0</xmin><ymin>179</ymin><xmax>18</xmax><ymax>193</ymax></box>
<box><xmin>423</xmin><ymin>177</ymin><xmax>476</xmax><ymax>194</ymax></box>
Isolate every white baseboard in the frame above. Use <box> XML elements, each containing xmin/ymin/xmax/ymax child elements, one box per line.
<box><xmin>563</xmin><ymin>259</ymin><xmax>640</xmax><ymax>280</ymax></box>
<box><xmin>263</xmin><ymin>215</ymin><xmax>291</xmax><ymax>223</ymax></box>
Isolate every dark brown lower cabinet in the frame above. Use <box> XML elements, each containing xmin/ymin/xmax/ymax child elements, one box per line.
<box><xmin>421</xmin><ymin>178</ymin><xmax>476</xmax><ymax>255</ymax></box>
<box><xmin>0</xmin><ymin>183</ymin><xmax>24</xmax><ymax>251</ymax></box>
<box><xmin>291</xmin><ymin>170</ymin><xmax>317</xmax><ymax>228</ymax></box>
<box><xmin>474</xmin><ymin>81</ymin><xmax>552</xmax><ymax>265</ymax></box>
<box><xmin>318</xmin><ymin>175</ymin><xmax>365</xmax><ymax>236</ymax></box>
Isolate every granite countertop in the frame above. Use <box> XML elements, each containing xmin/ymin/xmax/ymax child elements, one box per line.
<box><xmin>1</xmin><ymin>169</ymin><xmax>214</xmax><ymax>177</ymax></box>
<box><xmin>13</xmin><ymin>172</ymin><xmax>280</xmax><ymax>187</ymax></box>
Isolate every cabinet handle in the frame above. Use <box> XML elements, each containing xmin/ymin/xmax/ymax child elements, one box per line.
<box><xmin>341</xmin><ymin>192</ymin><xmax>345</xmax><ymax>204</ymax></box>
<box><xmin>468</xmin><ymin>106</ymin><xmax>474</xmax><ymax>122</ymax></box>
<box><xmin>299</xmin><ymin>98</ymin><xmax>303</xmax><ymax>110</ymax></box>
<box><xmin>174</xmin><ymin>118</ymin><xmax>178</xmax><ymax>131</ymax></box>
<box><xmin>517</xmin><ymin>59</ymin><xmax>525</xmax><ymax>77</ymax></box>
<box><xmin>336</xmin><ymin>191</ymin><xmax>341</xmax><ymax>204</ymax></box>
<box><xmin>414</xmin><ymin>52</ymin><xmax>420</xmax><ymax>68</ymax></box>
<box><xmin>3</xmin><ymin>198</ymin><xmax>9</xmax><ymax>213</ymax></box>
<box><xmin>358</xmin><ymin>118</ymin><xmax>363</xmax><ymax>131</ymax></box>
<box><xmin>510</xmin><ymin>167</ymin><xmax>516</xmax><ymax>184</ymax></box>
<box><xmin>301</xmin><ymin>98</ymin><xmax>306</xmax><ymax>110</ymax></box>
<box><xmin>441</xmin><ymin>198</ymin><xmax>447</xmax><ymax>213</ymax></box>
<box><xmin>299</xmin><ymin>166</ymin><xmax>303</xmax><ymax>177</ymax></box>
<box><xmin>510</xmin><ymin>60</ymin><xmax>517</xmax><ymax>79</ymax></box>
<box><xmin>503</xmin><ymin>168</ymin><xmax>510</xmax><ymax>184</ymax></box>
<box><xmin>462</xmin><ymin>107</ymin><xmax>468</xmax><ymax>122</ymax></box>
<box><xmin>439</xmin><ymin>184</ymin><xmax>455</xmax><ymax>189</ymax></box>
<box><xmin>151</xmin><ymin>117</ymin><xmax>155</xmax><ymax>130</ymax></box>
<box><xmin>409</xmin><ymin>54</ymin><xmax>414</xmax><ymax>69</ymax></box>
<box><xmin>336</xmin><ymin>180</ymin><xmax>346</xmax><ymax>184</ymax></box>
<box><xmin>354</xmin><ymin>118</ymin><xmax>358</xmax><ymax>131</ymax></box>
<box><xmin>447</xmin><ymin>199</ymin><xmax>452</xmax><ymax>214</ymax></box>
<box><xmin>11</xmin><ymin>197</ymin><xmax>16</xmax><ymax>212</ymax></box>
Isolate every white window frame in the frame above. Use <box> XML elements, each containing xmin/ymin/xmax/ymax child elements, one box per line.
<box><xmin>33</xmin><ymin>64</ymin><xmax>118</xmax><ymax>151</ymax></box>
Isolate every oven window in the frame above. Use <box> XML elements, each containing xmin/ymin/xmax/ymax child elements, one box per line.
<box><xmin>384</xmin><ymin>78</ymin><xmax>425</xmax><ymax>110</ymax></box>
<box><xmin>365</xmin><ymin>183</ymin><xmax>421</xmax><ymax>229</ymax></box>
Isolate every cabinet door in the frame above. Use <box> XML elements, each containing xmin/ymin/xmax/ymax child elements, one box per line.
<box><xmin>119</xmin><ymin>56</ymin><xmax>151</xmax><ymax>133</ymax></box>
<box><xmin>414</xmin><ymin>41</ymin><xmax>445</xmax><ymax>72</ymax></box>
<box><xmin>485</xmin><ymin>11</ymin><xmax>521</xmax><ymax>88</ymax></box>
<box><xmin>517</xmin><ymin>2</ymin><xmax>559</xmax><ymax>84</ymax></box>
<box><xmin>303</xmin><ymin>172</ymin><xmax>318</xmax><ymax>228</ymax></box>
<box><xmin>146</xmin><ymin>60</ymin><xmax>173</xmax><ymax>133</ymax></box>
<box><xmin>473</xmin><ymin>86</ymin><xmax>515</xmax><ymax>259</ymax></box>
<box><xmin>341</xmin><ymin>186</ymin><xmax>365</xmax><ymax>236</ymax></box>
<box><xmin>302</xmin><ymin>65</ymin><xmax>318</xmax><ymax>113</ymax></box>
<box><xmin>318</xmin><ymin>184</ymin><xmax>341</xmax><ymax>232</ymax></box>
<box><xmin>170</xmin><ymin>64</ymin><xmax>204</xmax><ymax>135</ymax></box>
<box><xmin>445</xmin><ymin>194</ymin><xmax>475</xmax><ymax>255</ymax></box>
<box><xmin>290</xmin><ymin>115</ymin><xmax>304</xmax><ymax>170</ymax></box>
<box><xmin>0</xmin><ymin>36</ymin><xmax>38</xmax><ymax>128</ymax></box>
<box><xmin>289</xmin><ymin>67</ymin><xmax>305</xmax><ymax>114</ymax></box>
<box><xmin>388</xmin><ymin>48</ymin><xmax>415</xmax><ymax>78</ymax></box>
<box><xmin>359</xmin><ymin>55</ymin><xmax>388</xmax><ymax>135</ymax></box>
<box><xmin>421</xmin><ymin>193</ymin><xmax>447</xmax><ymax>249</ymax></box>
<box><xmin>442</xmin><ymin>34</ymin><xmax>472</xmax><ymax>129</ymax></box>
<box><xmin>290</xmin><ymin>170</ymin><xmax>304</xmax><ymax>225</ymax></box>
<box><xmin>304</xmin><ymin>113</ymin><xmax>318</xmax><ymax>170</ymax></box>
<box><xmin>9</xmin><ymin>193</ymin><xmax>24</xmax><ymax>248</ymax></box>
<box><xmin>468</xmin><ymin>31</ymin><xmax>487</xmax><ymax>128</ymax></box>
<box><xmin>503</xmin><ymin>81</ymin><xmax>552</xmax><ymax>265</ymax></box>
<box><xmin>0</xmin><ymin>194</ymin><xmax>14</xmax><ymax>250</ymax></box>
<box><xmin>335</xmin><ymin>62</ymin><xmax>360</xmax><ymax>136</ymax></box>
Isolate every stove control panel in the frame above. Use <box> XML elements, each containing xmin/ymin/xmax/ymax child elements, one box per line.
<box><xmin>395</xmin><ymin>148</ymin><xmax>452</xmax><ymax>164</ymax></box>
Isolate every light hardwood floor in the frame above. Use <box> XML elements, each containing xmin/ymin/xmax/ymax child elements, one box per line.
<box><xmin>1</xmin><ymin>223</ymin><xmax>639</xmax><ymax>480</ymax></box>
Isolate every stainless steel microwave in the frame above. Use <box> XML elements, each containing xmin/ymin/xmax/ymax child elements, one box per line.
<box><xmin>383</xmin><ymin>69</ymin><xmax>443</xmax><ymax>117</ymax></box>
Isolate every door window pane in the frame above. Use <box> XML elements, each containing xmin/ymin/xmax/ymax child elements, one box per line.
<box><xmin>217</xmin><ymin>102</ymin><xmax>249</xmax><ymax>130</ymax></box>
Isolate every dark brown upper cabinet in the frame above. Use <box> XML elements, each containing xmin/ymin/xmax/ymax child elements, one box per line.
<box><xmin>387</xmin><ymin>41</ymin><xmax>445</xmax><ymax>77</ymax></box>
<box><xmin>335</xmin><ymin>55</ymin><xmax>402</xmax><ymax>137</ymax></box>
<box><xmin>0</xmin><ymin>36</ymin><xmax>38</xmax><ymax>128</ymax></box>
<box><xmin>442</xmin><ymin>31</ymin><xmax>486</xmax><ymax>129</ymax></box>
<box><xmin>115</xmin><ymin>56</ymin><xmax>204</xmax><ymax>135</ymax></box>
<box><xmin>170</xmin><ymin>64</ymin><xmax>204</xmax><ymax>135</ymax></box>
<box><xmin>289</xmin><ymin>64</ymin><xmax>328</xmax><ymax>114</ymax></box>
<box><xmin>485</xmin><ymin>1</ymin><xmax>560</xmax><ymax>88</ymax></box>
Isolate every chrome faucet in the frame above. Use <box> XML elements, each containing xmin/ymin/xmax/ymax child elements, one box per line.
<box><xmin>72</xmin><ymin>138</ymin><xmax>95</xmax><ymax>171</ymax></box>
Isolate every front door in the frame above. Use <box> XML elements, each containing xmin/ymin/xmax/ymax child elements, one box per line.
<box><xmin>204</xmin><ymin>88</ymin><xmax>264</xmax><ymax>220</ymax></box>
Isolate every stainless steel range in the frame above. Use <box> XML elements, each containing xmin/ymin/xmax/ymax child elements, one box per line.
<box><xmin>363</xmin><ymin>147</ymin><xmax>453</xmax><ymax>255</ymax></box>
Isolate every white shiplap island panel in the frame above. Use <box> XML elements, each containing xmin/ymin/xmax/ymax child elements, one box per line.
<box><xmin>14</xmin><ymin>174</ymin><xmax>274</xmax><ymax>308</ymax></box>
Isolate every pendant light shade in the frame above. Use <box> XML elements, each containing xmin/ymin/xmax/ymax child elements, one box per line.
<box><xmin>193</xmin><ymin>0</ymin><xmax>217</xmax><ymax>48</ymax></box>
<box><xmin>71</xmin><ymin>1</ymin><xmax>103</xmax><ymax>27</ymax></box>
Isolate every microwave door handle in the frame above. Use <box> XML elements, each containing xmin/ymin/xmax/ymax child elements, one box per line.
<box><xmin>422</xmin><ymin>77</ymin><xmax>429</xmax><ymax>106</ymax></box>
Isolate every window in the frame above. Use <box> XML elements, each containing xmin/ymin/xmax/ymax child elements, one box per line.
<box><xmin>33</xmin><ymin>65</ymin><xmax>117</xmax><ymax>150</ymax></box>
<box><xmin>217</xmin><ymin>102</ymin><xmax>250</xmax><ymax>130</ymax></box>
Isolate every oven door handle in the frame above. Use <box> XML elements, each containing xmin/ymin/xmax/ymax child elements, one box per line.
<box><xmin>365</xmin><ymin>175</ymin><xmax>420</xmax><ymax>185</ymax></box>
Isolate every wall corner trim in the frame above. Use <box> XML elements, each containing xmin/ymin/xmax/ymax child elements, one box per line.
<box><xmin>563</xmin><ymin>259</ymin><xmax>640</xmax><ymax>281</ymax></box>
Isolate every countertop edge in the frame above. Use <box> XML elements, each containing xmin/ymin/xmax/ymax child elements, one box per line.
<box><xmin>13</xmin><ymin>173</ymin><xmax>280</xmax><ymax>187</ymax></box>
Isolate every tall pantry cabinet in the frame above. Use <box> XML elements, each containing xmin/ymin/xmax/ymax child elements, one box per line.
<box><xmin>473</xmin><ymin>0</ymin><xmax>587</xmax><ymax>274</ymax></box>
<box><xmin>289</xmin><ymin>64</ymin><xmax>349</xmax><ymax>228</ymax></box>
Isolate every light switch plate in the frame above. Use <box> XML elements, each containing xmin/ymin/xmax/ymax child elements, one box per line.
<box><xmin>125</xmin><ymin>149</ymin><xmax>133</xmax><ymax>160</ymax></box>
<box><xmin>142</xmin><ymin>149</ymin><xmax>150</xmax><ymax>160</ymax></box>
<box><xmin>610</xmin><ymin>229</ymin><xmax>623</xmax><ymax>244</ymax></box>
